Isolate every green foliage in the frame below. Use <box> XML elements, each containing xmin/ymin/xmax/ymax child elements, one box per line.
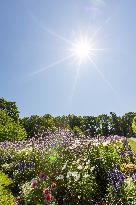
<box><xmin>0</xmin><ymin>98</ymin><xmax>19</xmax><ymax>122</ymax></box>
<box><xmin>128</xmin><ymin>138</ymin><xmax>136</xmax><ymax>153</ymax></box>
<box><xmin>0</xmin><ymin>97</ymin><xmax>136</xmax><ymax>138</ymax></box>
<box><xmin>0</xmin><ymin>171</ymin><xmax>17</xmax><ymax>205</ymax></box>
<box><xmin>20</xmin><ymin>112</ymin><xmax>136</xmax><ymax>139</ymax></box>
<box><xmin>80</xmin><ymin>116</ymin><xmax>97</xmax><ymax>137</ymax></box>
<box><xmin>0</xmin><ymin>110</ymin><xmax>27</xmax><ymax>141</ymax></box>
<box><xmin>21</xmin><ymin>114</ymin><xmax>56</xmax><ymax>138</ymax></box>
<box><xmin>96</xmin><ymin>114</ymin><xmax>111</xmax><ymax>136</ymax></box>
<box><xmin>0</xmin><ymin>171</ymin><xmax>12</xmax><ymax>186</ymax></box>
<box><xmin>73</xmin><ymin>126</ymin><xmax>83</xmax><ymax>136</ymax></box>
<box><xmin>132</xmin><ymin>116</ymin><xmax>136</xmax><ymax>135</ymax></box>
<box><xmin>122</xmin><ymin>112</ymin><xmax>136</xmax><ymax>136</ymax></box>
<box><xmin>68</xmin><ymin>114</ymin><xmax>82</xmax><ymax>130</ymax></box>
<box><xmin>20</xmin><ymin>115</ymin><xmax>43</xmax><ymax>138</ymax></box>
<box><xmin>110</xmin><ymin>112</ymin><xmax>123</xmax><ymax>136</ymax></box>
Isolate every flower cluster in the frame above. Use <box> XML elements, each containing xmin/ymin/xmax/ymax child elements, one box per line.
<box><xmin>107</xmin><ymin>166</ymin><xmax>125</xmax><ymax>192</ymax></box>
<box><xmin>43</xmin><ymin>187</ymin><xmax>53</xmax><ymax>203</ymax></box>
<box><xmin>30</xmin><ymin>172</ymin><xmax>57</xmax><ymax>204</ymax></box>
<box><xmin>17</xmin><ymin>160</ymin><xmax>35</xmax><ymax>172</ymax></box>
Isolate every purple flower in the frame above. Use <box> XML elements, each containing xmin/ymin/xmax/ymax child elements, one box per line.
<box><xmin>131</xmin><ymin>172</ymin><xmax>136</xmax><ymax>187</ymax></box>
<box><xmin>107</xmin><ymin>166</ymin><xmax>125</xmax><ymax>192</ymax></box>
<box><xmin>127</xmin><ymin>150</ymin><xmax>133</xmax><ymax>156</ymax></box>
<box><xmin>120</xmin><ymin>152</ymin><xmax>125</xmax><ymax>158</ymax></box>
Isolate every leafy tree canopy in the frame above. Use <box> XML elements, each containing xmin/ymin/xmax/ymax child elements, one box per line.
<box><xmin>0</xmin><ymin>98</ymin><xmax>19</xmax><ymax>122</ymax></box>
<box><xmin>0</xmin><ymin>110</ymin><xmax>27</xmax><ymax>141</ymax></box>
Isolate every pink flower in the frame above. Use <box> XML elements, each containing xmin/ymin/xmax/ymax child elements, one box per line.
<box><xmin>31</xmin><ymin>179</ymin><xmax>38</xmax><ymax>188</ymax></box>
<box><xmin>43</xmin><ymin>187</ymin><xmax>49</xmax><ymax>195</ymax></box>
<box><xmin>45</xmin><ymin>193</ymin><xmax>53</xmax><ymax>202</ymax></box>
<box><xmin>38</xmin><ymin>172</ymin><xmax>47</xmax><ymax>181</ymax></box>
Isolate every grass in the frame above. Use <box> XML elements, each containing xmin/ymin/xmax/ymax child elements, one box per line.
<box><xmin>128</xmin><ymin>138</ymin><xmax>136</xmax><ymax>154</ymax></box>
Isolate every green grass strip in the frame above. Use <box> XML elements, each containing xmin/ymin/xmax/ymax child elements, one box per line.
<box><xmin>128</xmin><ymin>138</ymin><xmax>136</xmax><ymax>154</ymax></box>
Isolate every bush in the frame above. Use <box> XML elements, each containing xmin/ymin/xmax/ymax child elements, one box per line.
<box><xmin>0</xmin><ymin>110</ymin><xmax>27</xmax><ymax>141</ymax></box>
<box><xmin>0</xmin><ymin>171</ymin><xmax>17</xmax><ymax>205</ymax></box>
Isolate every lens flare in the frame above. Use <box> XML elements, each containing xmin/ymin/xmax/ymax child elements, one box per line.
<box><xmin>69</xmin><ymin>35</ymin><xmax>97</xmax><ymax>65</ymax></box>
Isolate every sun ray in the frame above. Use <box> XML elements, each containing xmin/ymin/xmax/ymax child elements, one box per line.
<box><xmin>69</xmin><ymin>33</ymin><xmax>105</xmax><ymax>66</ymax></box>
<box><xmin>70</xmin><ymin>66</ymin><xmax>81</xmax><ymax>100</ymax></box>
<box><xmin>28</xmin><ymin>10</ymin><xmax>116</xmax><ymax>97</ymax></box>
<box><xmin>28</xmin><ymin>55</ymin><xmax>73</xmax><ymax>77</ymax></box>
<box><xmin>88</xmin><ymin>56</ymin><xmax>116</xmax><ymax>93</ymax></box>
<box><xmin>28</xmin><ymin>11</ymin><xmax>73</xmax><ymax>45</ymax></box>
<box><xmin>89</xmin><ymin>17</ymin><xmax>111</xmax><ymax>43</ymax></box>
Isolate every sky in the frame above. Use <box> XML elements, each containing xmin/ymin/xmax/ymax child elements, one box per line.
<box><xmin>0</xmin><ymin>0</ymin><xmax>136</xmax><ymax>117</ymax></box>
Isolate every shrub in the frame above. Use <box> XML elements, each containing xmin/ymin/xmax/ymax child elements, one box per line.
<box><xmin>0</xmin><ymin>171</ymin><xmax>17</xmax><ymax>205</ymax></box>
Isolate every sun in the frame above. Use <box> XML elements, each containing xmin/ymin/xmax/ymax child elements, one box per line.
<box><xmin>69</xmin><ymin>35</ymin><xmax>95</xmax><ymax>65</ymax></box>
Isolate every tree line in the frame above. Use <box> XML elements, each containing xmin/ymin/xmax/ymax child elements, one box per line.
<box><xmin>0</xmin><ymin>97</ymin><xmax>136</xmax><ymax>141</ymax></box>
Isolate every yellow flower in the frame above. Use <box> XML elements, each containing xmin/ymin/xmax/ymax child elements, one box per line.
<box><xmin>125</xmin><ymin>164</ymin><xmax>136</xmax><ymax>169</ymax></box>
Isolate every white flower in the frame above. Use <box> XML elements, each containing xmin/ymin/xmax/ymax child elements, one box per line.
<box><xmin>83</xmin><ymin>174</ymin><xmax>90</xmax><ymax>178</ymax></box>
<box><xmin>77</xmin><ymin>165</ymin><xmax>82</xmax><ymax>170</ymax></box>
<box><xmin>69</xmin><ymin>144</ymin><xmax>77</xmax><ymax>149</ymax></box>
<box><xmin>66</xmin><ymin>171</ymin><xmax>80</xmax><ymax>181</ymax></box>
<box><xmin>76</xmin><ymin>159</ymin><xmax>80</xmax><ymax>164</ymax></box>
<box><xmin>124</xmin><ymin>177</ymin><xmax>133</xmax><ymax>186</ymax></box>
<box><xmin>56</xmin><ymin>175</ymin><xmax>64</xmax><ymax>180</ymax></box>
<box><xmin>62</xmin><ymin>161</ymin><xmax>68</xmax><ymax>170</ymax></box>
<box><xmin>102</xmin><ymin>140</ymin><xmax>110</xmax><ymax>146</ymax></box>
<box><xmin>86</xmin><ymin>160</ymin><xmax>90</xmax><ymax>165</ymax></box>
<box><xmin>66</xmin><ymin>171</ymin><xmax>72</xmax><ymax>178</ymax></box>
<box><xmin>90</xmin><ymin>166</ymin><xmax>95</xmax><ymax>171</ymax></box>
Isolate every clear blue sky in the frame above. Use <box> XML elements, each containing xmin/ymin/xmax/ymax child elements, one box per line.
<box><xmin>0</xmin><ymin>0</ymin><xmax>135</xmax><ymax>117</ymax></box>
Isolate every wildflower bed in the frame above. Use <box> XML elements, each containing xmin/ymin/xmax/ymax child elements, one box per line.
<box><xmin>0</xmin><ymin>132</ymin><xmax>136</xmax><ymax>205</ymax></box>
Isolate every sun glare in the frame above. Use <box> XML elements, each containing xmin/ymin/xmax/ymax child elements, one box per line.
<box><xmin>70</xmin><ymin>35</ymin><xmax>95</xmax><ymax>65</ymax></box>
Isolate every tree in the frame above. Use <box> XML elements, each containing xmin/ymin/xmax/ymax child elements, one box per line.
<box><xmin>110</xmin><ymin>112</ymin><xmax>123</xmax><ymax>136</ymax></box>
<box><xmin>42</xmin><ymin>114</ymin><xmax>55</xmax><ymax>132</ymax></box>
<box><xmin>20</xmin><ymin>115</ymin><xmax>43</xmax><ymax>138</ymax></box>
<box><xmin>96</xmin><ymin>114</ymin><xmax>111</xmax><ymax>137</ymax></box>
<box><xmin>80</xmin><ymin>116</ymin><xmax>97</xmax><ymax>137</ymax></box>
<box><xmin>0</xmin><ymin>110</ymin><xmax>27</xmax><ymax>141</ymax></box>
<box><xmin>121</xmin><ymin>112</ymin><xmax>136</xmax><ymax>137</ymax></box>
<box><xmin>68</xmin><ymin>114</ymin><xmax>82</xmax><ymax>130</ymax></box>
<box><xmin>0</xmin><ymin>98</ymin><xmax>19</xmax><ymax>122</ymax></box>
<box><xmin>132</xmin><ymin>116</ymin><xmax>136</xmax><ymax>135</ymax></box>
<box><xmin>21</xmin><ymin>114</ymin><xmax>56</xmax><ymax>138</ymax></box>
